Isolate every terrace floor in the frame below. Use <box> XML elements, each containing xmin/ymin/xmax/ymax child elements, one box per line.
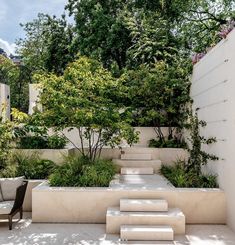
<box><xmin>0</xmin><ymin>213</ymin><xmax>235</xmax><ymax>245</ymax></box>
<box><xmin>110</xmin><ymin>174</ymin><xmax>174</xmax><ymax>188</ymax></box>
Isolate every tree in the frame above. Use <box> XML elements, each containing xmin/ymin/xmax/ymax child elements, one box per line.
<box><xmin>16</xmin><ymin>13</ymin><xmax>74</xmax><ymax>75</ymax></box>
<box><xmin>66</xmin><ymin>0</ymin><xmax>132</xmax><ymax>71</ymax></box>
<box><xmin>179</xmin><ymin>0</ymin><xmax>235</xmax><ymax>53</ymax></box>
<box><xmin>121</xmin><ymin>57</ymin><xmax>192</xmax><ymax>142</ymax></box>
<box><xmin>31</xmin><ymin>56</ymin><xmax>139</xmax><ymax>161</ymax></box>
<box><xmin>0</xmin><ymin>55</ymin><xmax>29</xmax><ymax>112</ymax></box>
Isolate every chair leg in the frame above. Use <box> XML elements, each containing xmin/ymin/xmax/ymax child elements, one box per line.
<box><xmin>20</xmin><ymin>208</ymin><xmax>23</xmax><ymax>219</ymax></box>
<box><xmin>8</xmin><ymin>215</ymin><xmax>12</xmax><ymax>230</ymax></box>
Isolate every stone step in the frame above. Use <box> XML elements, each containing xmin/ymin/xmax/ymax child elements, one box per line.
<box><xmin>121</xmin><ymin>153</ymin><xmax>152</xmax><ymax>160</ymax></box>
<box><xmin>120</xmin><ymin>242</ymin><xmax>174</xmax><ymax>245</ymax></box>
<box><xmin>113</xmin><ymin>159</ymin><xmax>162</xmax><ymax>173</ymax></box>
<box><xmin>121</xmin><ymin>168</ymin><xmax>154</xmax><ymax>175</ymax></box>
<box><xmin>120</xmin><ymin>225</ymin><xmax>174</xmax><ymax>241</ymax></box>
<box><xmin>120</xmin><ymin>199</ymin><xmax>168</xmax><ymax>212</ymax></box>
<box><xmin>106</xmin><ymin>207</ymin><xmax>185</xmax><ymax>235</ymax></box>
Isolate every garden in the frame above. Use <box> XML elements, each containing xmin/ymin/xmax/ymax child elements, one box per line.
<box><xmin>1</xmin><ymin>0</ymin><xmax>234</xmax><ymax>191</ymax></box>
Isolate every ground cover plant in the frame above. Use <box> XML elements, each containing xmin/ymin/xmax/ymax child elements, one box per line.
<box><xmin>49</xmin><ymin>156</ymin><xmax>117</xmax><ymax>187</ymax></box>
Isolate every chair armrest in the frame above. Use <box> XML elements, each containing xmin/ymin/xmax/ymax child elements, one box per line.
<box><xmin>10</xmin><ymin>181</ymin><xmax>28</xmax><ymax>214</ymax></box>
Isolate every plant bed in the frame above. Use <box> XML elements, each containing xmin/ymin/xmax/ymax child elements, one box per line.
<box><xmin>13</xmin><ymin>149</ymin><xmax>73</xmax><ymax>165</ymax></box>
<box><xmin>49</xmin><ymin>157</ymin><xmax>117</xmax><ymax>187</ymax></box>
<box><xmin>32</xmin><ymin>182</ymin><xmax>226</xmax><ymax>224</ymax></box>
<box><xmin>160</xmin><ymin>162</ymin><xmax>218</xmax><ymax>188</ymax></box>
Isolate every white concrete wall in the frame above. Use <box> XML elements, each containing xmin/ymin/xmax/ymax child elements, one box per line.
<box><xmin>191</xmin><ymin>29</ymin><xmax>235</xmax><ymax>231</ymax></box>
<box><xmin>0</xmin><ymin>83</ymin><xmax>10</xmax><ymax>121</ymax></box>
<box><xmin>28</xmin><ymin>83</ymin><xmax>42</xmax><ymax>115</ymax></box>
<box><xmin>59</xmin><ymin>127</ymin><xmax>175</xmax><ymax>148</ymax></box>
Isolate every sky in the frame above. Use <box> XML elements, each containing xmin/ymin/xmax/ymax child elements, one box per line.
<box><xmin>0</xmin><ymin>0</ymin><xmax>68</xmax><ymax>54</ymax></box>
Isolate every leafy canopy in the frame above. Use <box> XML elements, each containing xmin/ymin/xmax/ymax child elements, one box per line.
<box><xmin>32</xmin><ymin>56</ymin><xmax>139</xmax><ymax>161</ymax></box>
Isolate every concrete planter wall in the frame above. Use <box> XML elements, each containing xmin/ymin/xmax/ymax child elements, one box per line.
<box><xmin>23</xmin><ymin>180</ymin><xmax>44</xmax><ymax>212</ymax></box>
<box><xmin>32</xmin><ymin>182</ymin><xmax>226</xmax><ymax>224</ymax></box>
<box><xmin>71</xmin><ymin>147</ymin><xmax>188</xmax><ymax>165</ymax></box>
<box><xmin>62</xmin><ymin>127</ymin><xmax>176</xmax><ymax>148</ymax></box>
<box><xmin>14</xmin><ymin>149</ymin><xmax>73</xmax><ymax>165</ymax></box>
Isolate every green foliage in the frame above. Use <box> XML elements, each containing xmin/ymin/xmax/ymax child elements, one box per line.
<box><xmin>0</xmin><ymin>153</ymin><xmax>56</xmax><ymax>179</ymax></box>
<box><xmin>47</xmin><ymin>135</ymin><xmax>67</xmax><ymax>149</ymax></box>
<box><xmin>149</xmin><ymin>138</ymin><xmax>186</xmax><ymax>148</ymax></box>
<box><xmin>32</xmin><ymin>56</ymin><xmax>138</xmax><ymax>161</ymax></box>
<box><xmin>17</xmin><ymin>134</ymin><xmax>67</xmax><ymax>149</ymax></box>
<box><xmin>122</xmin><ymin>59</ymin><xmax>191</xmax><ymax>140</ymax></box>
<box><xmin>0</xmin><ymin>55</ymin><xmax>29</xmax><ymax>112</ymax></box>
<box><xmin>14</xmin><ymin>153</ymin><xmax>56</xmax><ymax>179</ymax></box>
<box><xmin>0</xmin><ymin>118</ymin><xmax>14</xmax><ymax>170</ymax></box>
<box><xmin>187</xmin><ymin>112</ymin><xmax>219</xmax><ymax>175</ymax></box>
<box><xmin>161</xmin><ymin>161</ymin><xmax>218</xmax><ymax>188</ymax></box>
<box><xmin>78</xmin><ymin>159</ymin><xmax>117</xmax><ymax>187</ymax></box>
<box><xmin>179</xmin><ymin>0</ymin><xmax>235</xmax><ymax>53</ymax></box>
<box><xmin>49</xmin><ymin>156</ymin><xmax>116</xmax><ymax>187</ymax></box>
<box><xmin>66</xmin><ymin>0</ymin><xmax>131</xmax><ymax>70</ymax></box>
<box><xmin>16</xmin><ymin>13</ymin><xmax>74</xmax><ymax>75</ymax></box>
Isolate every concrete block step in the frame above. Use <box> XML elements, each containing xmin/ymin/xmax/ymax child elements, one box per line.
<box><xmin>120</xmin><ymin>199</ymin><xmax>168</xmax><ymax>212</ymax></box>
<box><xmin>113</xmin><ymin>159</ymin><xmax>161</xmax><ymax>173</ymax></box>
<box><xmin>120</xmin><ymin>241</ymin><xmax>174</xmax><ymax>245</ymax></box>
<box><xmin>121</xmin><ymin>168</ymin><xmax>154</xmax><ymax>175</ymax></box>
<box><xmin>106</xmin><ymin>207</ymin><xmax>185</xmax><ymax>235</ymax></box>
<box><xmin>121</xmin><ymin>153</ymin><xmax>152</xmax><ymax>160</ymax></box>
<box><xmin>121</xmin><ymin>225</ymin><xmax>174</xmax><ymax>241</ymax></box>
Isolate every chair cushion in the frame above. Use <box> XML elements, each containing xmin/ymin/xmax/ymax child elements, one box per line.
<box><xmin>0</xmin><ymin>177</ymin><xmax>24</xmax><ymax>201</ymax></box>
<box><xmin>0</xmin><ymin>201</ymin><xmax>14</xmax><ymax>215</ymax></box>
<box><xmin>0</xmin><ymin>186</ymin><xmax>3</xmax><ymax>202</ymax></box>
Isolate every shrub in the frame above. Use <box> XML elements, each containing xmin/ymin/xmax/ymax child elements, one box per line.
<box><xmin>13</xmin><ymin>153</ymin><xmax>56</xmax><ymax>179</ymax></box>
<box><xmin>47</xmin><ymin>135</ymin><xmax>67</xmax><ymax>149</ymax></box>
<box><xmin>160</xmin><ymin>161</ymin><xmax>218</xmax><ymax>188</ymax></box>
<box><xmin>49</xmin><ymin>157</ymin><xmax>117</xmax><ymax>187</ymax></box>
<box><xmin>149</xmin><ymin>138</ymin><xmax>186</xmax><ymax>148</ymax></box>
<box><xmin>49</xmin><ymin>157</ymin><xmax>86</xmax><ymax>187</ymax></box>
<box><xmin>17</xmin><ymin>134</ymin><xmax>67</xmax><ymax>149</ymax></box>
<box><xmin>79</xmin><ymin>160</ymin><xmax>117</xmax><ymax>187</ymax></box>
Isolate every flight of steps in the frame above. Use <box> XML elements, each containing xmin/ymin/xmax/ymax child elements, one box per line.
<box><xmin>113</xmin><ymin>152</ymin><xmax>162</xmax><ymax>174</ymax></box>
<box><xmin>106</xmin><ymin>198</ymin><xmax>185</xmax><ymax>242</ymax></box>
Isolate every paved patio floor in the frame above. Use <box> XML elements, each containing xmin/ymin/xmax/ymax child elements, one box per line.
<box><xmin>0</xmin><ymin>213</ymin><xmax>235</xmax><ymax>245</ymax></box>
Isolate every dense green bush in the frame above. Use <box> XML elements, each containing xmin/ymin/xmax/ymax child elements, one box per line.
<box><xmin>17</xmin><ymin>134</ymin><xmax>67</xmax><ymax>149</ymax></box>
<box><xmin>0</xmin><ymin>153</ymin><xmax>56</xmax><ymax>179</ymax></box>
<box><xmin>149</xmin><ymin>138</ymin><xmax>186</xmax><ymax>148</ymax></box>
<box><xmin>49</xmin><ymin>157</ymin><xmax>117</xmax><ymax>187</ymax></box>
<box><xmin>160</xmin><ymin>161</ymin><xmax>218</xmax><ymax>188</ymax></box>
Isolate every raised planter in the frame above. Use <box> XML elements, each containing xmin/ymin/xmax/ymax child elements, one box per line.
<box><xmin>32</xmin><ymin>182</ymin><xmax>226</xmax><ymax>224</ymax></box>
<box><xmin>71</xmin><ymin>147</ymin><xmax>188</xmax><ymax>165</ymax></box>
<box><xmin>23</xmin><ymin>180</ymin><xmax>44</xmax><ymax>212</ymax></box>
<box><xmin>13</xmin><ymin>149</ymin><xmax>74</xmax><ymax>165</ymax></box>
<box><xmin>62</xmin><ymin>127</ymin><xmax>176</xmax><ymax>148</ymax></box>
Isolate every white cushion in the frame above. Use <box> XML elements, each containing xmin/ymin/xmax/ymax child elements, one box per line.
<box><xmin>0</xmin><ymin>187</ymin><xmax>3</xmax><ymax>202</ymax></box>
<box><xmin>0</xmin><ymin>177</ymin><xmax>24</xmax><ymax>201</ymax></box>
<box><xmin>0</xmin><ymin>201</ymin><xmax>14</xmax><ymax>214</ymax></box>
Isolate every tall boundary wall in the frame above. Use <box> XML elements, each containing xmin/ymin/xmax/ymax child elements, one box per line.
<box><xmin>191</xmin><ymin>29</ymin><xmax>235</xmax><ymax>231</ymax></box>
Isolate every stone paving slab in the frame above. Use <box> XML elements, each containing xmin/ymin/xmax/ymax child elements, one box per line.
<box><xmin>0</xmin><ymin>213</ymin><xmax>234</xmax><ymax>245</ymax></box>
<box><xmin>110</xmin><ymin>174</ymin><xmax>174</xmax><ymax>189</ymax></box>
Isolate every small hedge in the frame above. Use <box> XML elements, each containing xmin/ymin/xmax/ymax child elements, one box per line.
<box><xmin>17</xmin><ymin>134</ymin><xmax>67</xmax><ymax>149</ymax></box>
<box><xmin>149</xmin><ymin>138</ymin><xmax>186</xmax><ymax>148</ymax></box>
<box><xmin>160</xmin><ymin>161</ymin><xmax>218</xmax><ymax>188</ymax></box>
<box><xmin>49</xmin><ymin>157</ymin><xmax>117</xmax><ymax>187</ymax></box>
